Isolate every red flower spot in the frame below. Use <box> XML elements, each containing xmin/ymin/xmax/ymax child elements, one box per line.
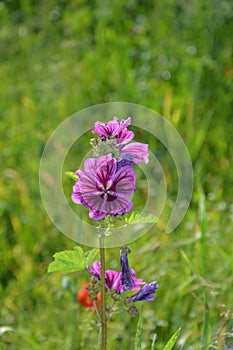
<box><xmin>77</xmin><ymin>283</ymin><xmax>101</xmax><ymax>308</ymax></box>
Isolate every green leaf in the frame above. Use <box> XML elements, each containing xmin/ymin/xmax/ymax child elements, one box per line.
<box><xmin>134</xmin><ymin>312</ymin><xmax>142</xmax><ymax>350</ymax></box>
<box><xmin>125</xmin><ymin>212</ymin><xmax>158</xmax><ymax>225</ymax></box>
<box><xmin>163</xmin><ymin>327</ymin><xmax>181</xmax><ymax>350</ymax></box>
<box><xmin>47</xmin><ymin>246</ymin><xmax>85</xmax><ymax>274</ymax></box>
<box><xmin>85</xmin><ymin>249</ymin><xmax>99</xmax><ymax>267</ymax></box>
<box><xmin>65</xmin><ymin>171</ymin><xmax>78</xmax><ymax>181</ymax></box>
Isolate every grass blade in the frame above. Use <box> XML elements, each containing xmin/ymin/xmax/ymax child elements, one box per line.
<box><xmin>134</xmin><ymin>311</ymin><xmax>142</xmax><ymax>350</ymax></box>
<box><xmin>163</xmin><ymin>327</ymin><xmax>181</xmax><ymax>350</ymax></box>
<box><xmin>151</xmin><ymin>333</ymin><xmax>157</xmax><ymax>350</ymax></box>
<box><xmin>199</xmin><ymin>190</ymin><xmax>211</xmax><ymax>347</ymax></box>
<box><xmin>19</xmin><ymin>331</ymin><xmax>42</xmax><ymax>350</ymax></box>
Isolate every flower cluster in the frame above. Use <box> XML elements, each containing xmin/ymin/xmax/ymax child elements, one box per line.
<box><xmin>71</xmin><ymin>118</ymin><xmax>159</xmax><ymax>316</ymax></box>
<box><xmin>72</xmin><ymin>117</ymin><xmax>149</xmax><ymax>220</ymax></box>
<box><xmin>86</xmin><ymin>247</ymin><xmax>158</xmax><ymax>312</ymax></box>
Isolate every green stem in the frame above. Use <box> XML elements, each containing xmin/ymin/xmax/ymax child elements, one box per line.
<box><xmin>71</xmin><ymin>296</ymin><xmax>77</xmax><ymax>350</ymax></box>
<box><xmin>99</xmin><ymin>230</ymin><xmax>107</xmax><ymax>350</ymax></box>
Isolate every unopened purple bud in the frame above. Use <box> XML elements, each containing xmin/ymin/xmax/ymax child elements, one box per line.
<box><xmin>131</xmin><ymin>281</ymin><xmax>158</xmax><ymax>302</ymax></box>
<box><xmin>120</xmin><ymin>247</ymin><xmax>134</xmax><ymax>291</ymax></box>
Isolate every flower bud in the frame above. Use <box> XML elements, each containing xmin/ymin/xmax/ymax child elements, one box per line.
<box><xmin>111</xmin><ymin>292</ymin><xmax>121</xmax><ymax>302</ymax></box>
<box><xmin>121</xmin><ymin>246</ymin><xmax>131</xmax><ymax>254</ymax></box>
<box><xmin>91</xmin><ymin>276</ymin><xmax>100</xmax><ymax>285</ymax></box>
<box><xmin>124</xmin><ymin>296</ymin><xmax>134</xmax><ymax>307</ymax></box>
<box><xmin>128</xmin><ymin>306</ymin><xmax>138</xmax><ymax>317</ymax></box>
<box><xmin>89</xmin><ymin>291</ymin><xmax>97</xmax><ymax>300</ymax></box>
<box><xmin>90</xmin><ymin>138</ymin><xmax>98</xmax><ymax>147</ymax></box>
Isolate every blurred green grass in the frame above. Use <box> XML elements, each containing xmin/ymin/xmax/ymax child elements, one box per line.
<box><xmin>1</xmin><ymin>0</ymin><xmax>233</xmax><ymax>349</ymax></box>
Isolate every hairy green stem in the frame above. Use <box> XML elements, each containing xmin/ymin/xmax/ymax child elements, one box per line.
<box><xmin>99</xmin><ymin>231</ymin><xmax>107</xmax><ymax>350</ymax></box>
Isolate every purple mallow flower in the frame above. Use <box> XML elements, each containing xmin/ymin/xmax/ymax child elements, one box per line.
<box><xmin>92</xmin><ymin>117</ymin><xmax>134</xmax><ymax>145</ymax></box>
<box><xmin>120</xmin><ymin>247</ymin><xmax>134</xmax><ymax>291</ymax></box>
<box><xmin>72</xmin><ymin>154</ymin><xmax>136</xmax><ymax>220</ymax></box>
<box><xmin>87</xmin><ymin>261</ymin><xmax>143</xmax><ymax>293</ymax></box>
<box><xmin>92</xmin><ymin>117</ymin><xmax>149</xmax><ymax>165</ymax></box>
<box><xmin>131</xmin><ymin>281</ymin><xmax>159</xmax><ymax>302</ymax></box>
<box><xmin>88</xmin><ymin>261</ymin><xmax>122</xmax><ymax>291</ymax></box>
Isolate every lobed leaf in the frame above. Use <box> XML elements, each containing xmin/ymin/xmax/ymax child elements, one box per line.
<box><xmin>125</xmin><ymin>212</ymin><xmax>158</xmax><ymax>225</ymax></box>
<box><xmin>47</xmin><ymin>246</ymin><xmax>85</xmax><ymax>274</ymax></box>
<box><xmin>85</xmin><ymin>248</ymin><xmax>99</xmax><ymax>267</ymax></box>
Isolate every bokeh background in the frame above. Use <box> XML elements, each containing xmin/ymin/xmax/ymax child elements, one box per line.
<box><xmin>0</xmin><ymin>0</ymin><xmax>233</xmax><ymax>349</ymax></box>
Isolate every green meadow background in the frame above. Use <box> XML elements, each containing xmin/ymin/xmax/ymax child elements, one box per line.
<box><xmin>1</xmin><ymin>0</ymin><xmax>233</xmax><ymax>349</ymax></box>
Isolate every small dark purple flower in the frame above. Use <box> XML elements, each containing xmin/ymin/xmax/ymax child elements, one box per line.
<box><xmin>131</xmin><ymin>281</ymin><xmax>158</xmax><ymax>302</ymax></box>
<box><xmin>120</xmin><ymin>247</ymin><xmax>134</xmax><ymax>291</ymax></box>
<box><xmin>72</xmin><ymin>154</ymin><xmax>136</xmax><ymax>220</ymax></box>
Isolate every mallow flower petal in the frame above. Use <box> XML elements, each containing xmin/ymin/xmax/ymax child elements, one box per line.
<box><xmin>105</xmin><ymin>270</ymin><xmax>121</xmax><ymax>290</ymax></box>
<box><xmin>92</xmin><ymin>119</ymin><xmax>119</xmax><ymax>139</ymax></box>
<box><xmin>87</xmin><ymin>261</ymin><xmax>101</xmax><ymax>278</ymax></box>
<box><xmin>83</xmin><ymin>154</ymin><xmax>113</xmax><ymax>178</ymax></box>
<box><xmin>121</xmin><ymin>142</ymin><xmax>149</xmax><ymax>164</ymax></box>
<box><xmin>96</xmin><ymin>158</ymin><xmax>117</xmax><ymax>185</ymax></box>
<box><xmin>89</xmin><ymin>209</ymin><xmax>106</xmax><ymax>220</ymax></box>
<box><xmin>102</xmin><ymin>197</ymin><xmax>133</xmax><ymax>216</ymax></box>
<box><xmin>114</xmin><ymin>166</ymin><xmax>136</xmax><ymax>197</ymax></box>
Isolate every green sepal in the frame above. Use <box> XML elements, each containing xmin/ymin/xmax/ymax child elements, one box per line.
<box><xmin>65</xmin><ymin>171</ymin><xmax>78</xmax><ymax>181</ymax></box>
